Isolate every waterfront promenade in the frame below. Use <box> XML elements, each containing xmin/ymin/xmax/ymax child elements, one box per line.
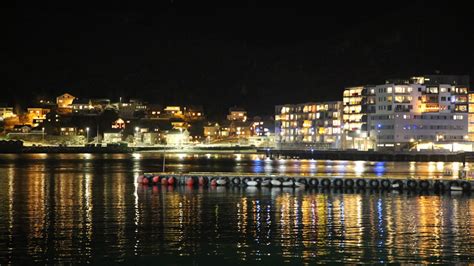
<box><xmin>2</xmin><ymin>145</ymin><xmax>474</xmax><ymax>163</ymax></box>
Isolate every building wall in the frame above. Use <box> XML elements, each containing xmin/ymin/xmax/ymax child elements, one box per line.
<box><xmin>56</xmin><ymin>93</ymin><xmax>75</xmax><ymax>108</ymax></box>
<box><xmin>469</xmin><ymin>92</ymin><xmax>474</xmax><ymax>141</ymax></box>
<box><xmin>275</xmin><ymin>101</ymin><xmax>343</xmax><ymax>150</ymax></box>
<box><xmin>369</xmin><ymin>83</ymin><xmax>469</xmax><ymax>150</ymax></box>
<box><xmin>342</xmin><ymin>86</ymin><xmax>372</xmax><ymax>150</ymax></box>
<box><xmin>0</xmin><ymin>107</ymin><xmax>15</xmax><ymax>119</ymax></box>
<box><xmin>227</xmin><ymin>110</ymin><xmax>247</xmax><ymax>122</ymax></box>
<box><xmin>165</xmin><ymin>131</ymin><xmax>189</xmax><ymax>146</ymax></box>
<box><xmin>143</xmin><ymin>132</ymin><xmax>159</xmax><ymax>145</ymax></box>
<box><xmin>103</xmin><ymin>133</ymin><xmax>122</xmax><ymax>143</ymax></box>
<box><xmin>26</xmin><ymin>108</ymin><xmax>50</xmax><ymax>126</ymax></box>
<box><xmin>60</xmin><ymin>127</ymin><xmax>77</xmax><ymax>136</ymax></box>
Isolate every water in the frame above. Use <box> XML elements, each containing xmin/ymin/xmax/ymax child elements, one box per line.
<box><xmin>0</xmin><ymin>153</ymin><xmax>473</xmax><ymax>264</ymax></box>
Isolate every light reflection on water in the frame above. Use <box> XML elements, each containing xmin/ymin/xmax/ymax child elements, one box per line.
<box><xmin>0</xmin><ymin>153</ymin><xmax>473</xmax><ymax>263</ymax></box>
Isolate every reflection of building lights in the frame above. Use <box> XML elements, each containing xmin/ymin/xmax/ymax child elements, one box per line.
<box><xmin>436</xmin><ymin>162</ymin><xmax>444</xmax><ymax>172</ymax></box>
<box><xmin>235</xmin><ymin>154</ymin><xmax>242</xmax><ymax>161</ymax></box>
<box><xmin>374</xmin><ymin>162</ymin><xmax>385</xmax><ymax>176</ymax></box>
<box><xmin>409</xmin><ymin>161</ymin><xmax>416</xmax><ymax>173</ymax></box>
<box><xmin>452</xmin><ymin>162</ymin><xmax>460</xmax><ymax>175</ymax></box>
<box><xmin>354</xmin><ymin>161</ymin><xmax>365</xmax><ymax>176</ymax></box>
<box><xmin>132</xmin><ymin>153</ymin><xmax>141</xmax><ymax>159</ymax></box>
<box><xmin>428</xmin><ymin>161</ymin><xmax>436</xmax><ymax>173</ymax></box>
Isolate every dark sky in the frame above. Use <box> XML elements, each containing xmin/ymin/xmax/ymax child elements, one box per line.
<box><xmin>7</xmin><ymin>1</ymin><xmax>474</xmax><ymax>117</ymax></box>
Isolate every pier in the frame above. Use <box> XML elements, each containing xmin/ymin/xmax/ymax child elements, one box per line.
<box><xmin>259</xmin><ymin>149</ymin><xmax>474</xmax><ymax>163</ymax></box>
<box><xmin>139</xmin><ymin>172</ymin><xmax>474</xmax><ymax>193</ymax></box>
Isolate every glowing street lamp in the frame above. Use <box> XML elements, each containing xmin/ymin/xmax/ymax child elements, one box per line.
<box><xmin>86</xmin><ymin>127</ymin><xmax>90</xmax><ymax>143</ymax></box>
<box><xmin>135</xmin><ymin>127</ymin><xmax>140</xmax><ymax>146</ymax></box>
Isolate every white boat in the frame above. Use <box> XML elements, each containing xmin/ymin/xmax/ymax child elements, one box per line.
<box><xmin>392</xmin><ymin>183</ymin><xmax>400</xmax><ymax>189</ymax></box>
<box><xmin>246</xmin><ymin>180</ymin><xmax>258</xmax><ymax>186</ymax></box>
<box><xmin>216</xmin><ymin>179</ymin><xmax>227</xmax><ymax>186</ymax></box>
<box><xmin>450</xmin><ymin>185</ymin><xmax>463</xmax><ymax>191</ymax></box>
<box><xmin>294</xmin><ymin>182</ymin><xmax>306</xmax><ymax>188</ymax></box>
<box><xmin>282</xmin><ymin>181</ymin><xmax>294</xmax><ymax>187</ymax></box>
<box><xmin>271</xmin><ymin>180</ymin><xmax>282</xmax><ymax>187</ymax></box>
<box><xmin>261</xmin><ymin>180</ymin><xmax>271</xmax><ymax>187</ymax></box>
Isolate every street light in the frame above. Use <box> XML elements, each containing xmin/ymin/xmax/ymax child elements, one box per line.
<box><xmin>162</xmin><ymin>140</ymin><xmax>166</xmax><ymax>172</ymax></box>
<box><xmin>86</xmin><ymin>127</ymin><xmax>90</xmax><ymax>144</ymax></box>
<box><xmin>42</xmin><ymin>127</ymin><xmax>45</xmax><ymax>142</ymax></box>
<box><xmin>135</xmin><ymin>127</ymin><xmax>140</xmax><ymax>146</ymax></box>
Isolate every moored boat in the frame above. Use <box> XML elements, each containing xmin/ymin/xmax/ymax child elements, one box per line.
<box><xmin>294</xmin><ymin>181</ymin><xmax>306</xmax><ymax>188</ymax></box>
<box><xmin>450</xmin><ymin>185</ymin><xmax>463</xmax><ymax>191</ymax></box>
<box><xmin>271</xmin><ymin>180</ymin><xmax>282</xmax><ymax>187</ymax></box>
<box><xmin>216</xmin><ymin>178</ymin><xmax>227</xmax><ymax>186</ymax></box>
<box><xmin>246</xmin><ymin>180</ymin><xmax>258</xmax><ymax>186</ymax></box>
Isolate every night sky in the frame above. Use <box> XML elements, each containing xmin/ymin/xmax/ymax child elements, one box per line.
<box><xmin>7</xmin><ymin>1</ymin><xmax>474</xmax><ymax>118</ymax></box>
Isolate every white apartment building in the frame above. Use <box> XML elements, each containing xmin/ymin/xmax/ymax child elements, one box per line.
<box><xmin>369</xmin><ymin>79</ymin><xmax>469</xmax><ymax>151</ymax></box>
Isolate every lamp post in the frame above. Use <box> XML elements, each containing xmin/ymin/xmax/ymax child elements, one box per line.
<box><xmin>162</xmin><ymin>141</ymin><xmax>166</xmax><ymax>172</ymax></box>
<box><xmin>42</xmin><ymin>127</ymin><xmax>45</xmax><ymax>142</ymax></box>
<box><xmin>96</xmin><ymin>122</ymin><xmax>100</xmax><ymax>145</ymax></box>
<box><xmin>86</xmin><ymin>127</ymin><xmax>90</xmax><ymax>144</ymax></box>
<box><xmin>135</xmin><ymin>127</ymin><xmax>140</xmax><ymax>146</ymax></box>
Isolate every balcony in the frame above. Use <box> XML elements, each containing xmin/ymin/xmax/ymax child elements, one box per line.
<box><xmin>394</xmin><ymin>107</ymin><xmax>411</xmax><ymax>113</ymax></box>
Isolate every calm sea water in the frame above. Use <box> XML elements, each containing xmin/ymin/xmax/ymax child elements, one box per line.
<box><xmin>0</xmin><ymin>153</ymin><xmax>473</xmax><ymax>264</ymax></box>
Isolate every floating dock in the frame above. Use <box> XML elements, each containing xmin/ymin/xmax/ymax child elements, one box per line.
<box><xmin>138</xmin><ymin>172</ymin><xmax>474</xmax><ymax>193</ymax></box>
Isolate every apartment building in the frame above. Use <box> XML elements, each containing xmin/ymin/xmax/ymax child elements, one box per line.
<box><xmin>342</xmin><ymin>86</ymin><xmax>375</xmax><ymax>150</ymax></box>
<box><xmin>275</xmin><ymin>101</ymin><xmax>343</xmax><ymax>149</ymax></box>
<box><xmin>369</xmin><ymin>75</ymin><xmax>469</xmax><ymax>151</ymax></box>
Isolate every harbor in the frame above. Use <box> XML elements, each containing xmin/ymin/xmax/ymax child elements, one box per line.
<box><xmin>2</xmin><ymin>152</ymin><xmax>474</xmax><ymax>264</ymax></box>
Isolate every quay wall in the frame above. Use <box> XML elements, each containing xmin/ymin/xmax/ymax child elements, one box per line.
<box><xmin>259</xmin><ymin>149</ymin><xmax>474</xmax><ymax>162</ymax></box>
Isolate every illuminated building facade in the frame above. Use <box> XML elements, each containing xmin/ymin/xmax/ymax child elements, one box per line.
<box><xmin>27</xmin><ymin>107</ymin><xmax>50</xmax><ymax>126</ymax></box>
<box><xmin>183</xmin><ymin>106</ymin><xmax>205</xmax><ymax>121</ymax></box>
<box><xmin>469</xmin><ymin>92</ymin><xmax>474</xmax><ymax>141</ymax></box>
<box><xmin>369</xmin><ymin>75</ymin><xmax>469</xmax><ymax>151</ymax></box>
<box><xmin>56</xmin><ymin>93</ymin><xmax>75</xmax><ymax>108</ymax></box>
<box><xmin>227</xmin><ymin>107</ymin><xmax>247</xmax><ymax>122</ymax></box>
<box><xmin>342</xmin><ymin>86</ymin><xmax>375</xmax><ymax>150</ymax></box>
<box><xmin>0</xmin><ymin>107</ymin><xmax>15</xmax><ymax>120</ymax></box>
<box><xmin>275</xmin><ymin>101</ymin><xmax>343</xmax><ymax>149</ymax></box>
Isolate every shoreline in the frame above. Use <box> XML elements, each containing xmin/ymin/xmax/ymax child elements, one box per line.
<box><xmin>1</xmin><ymin>145</ymin><xmax>473</xmax><ymax>162</ymax></box>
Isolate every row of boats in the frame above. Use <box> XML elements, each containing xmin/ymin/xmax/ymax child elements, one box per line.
<box><xmin>139</xmin><ymin>174</ymin><xmax>471</xmax><ymax>191</ymax></box>
<box><xmin>214</xmin><ymin>178</ymin><xmax>306</xmax><ymax>188</ymax></box>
